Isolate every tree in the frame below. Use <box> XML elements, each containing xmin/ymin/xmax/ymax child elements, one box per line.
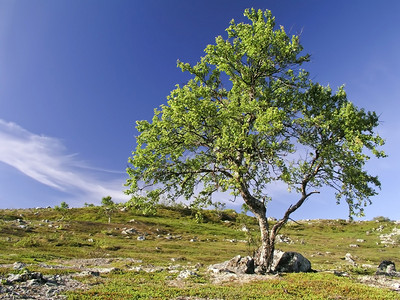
<box><xmin>55</xmin><ymin>201</ymin><xmax>69</xmax><ymax>220</ymax></box>
<box><xmin>101</xmin><ymin>196</ymin><xmax>115</xmax><ymax>224</ymax></box>
<box><xmin>125</xmin><ymin>9</ymin><xmax>385</xmax><ymax>273</ymax></box>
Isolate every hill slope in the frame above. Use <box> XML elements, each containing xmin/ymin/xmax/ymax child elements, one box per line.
<box><xmin>1</xmin><ymin>206</ymin><xmax>399</xmax><ymax>299</ymax></box>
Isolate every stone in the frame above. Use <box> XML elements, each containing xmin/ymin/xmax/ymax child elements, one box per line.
<box><xmin>276</xmin><ymin>234</ymin><xmax>293</xmax><ymax>244</ymax></box>
<box><xmin>177</xmin><ymin>270</ymin><xmax>198</xmax><ymax>280</ymax></box>
<box><xmin>344</xmin><ymin>253</ymin><xmax>357</xmax><ymax>266</ymax></box>
<box><xmin>334</xmin><ymin>270</ymin><xmax>350</xmax><ymax>277</ymax></box>
<box><xmin>376</xmin><ymin>261</ymin><xmax>397</xmax><ymax>275</ymax></box>
<box><xmin>121</xmin><ymin>228</ymin><xmax>137</xmax><ymax>235</ymax></box>
<box><xmin>13</xmin><ymin>262</ymin><xmax>27</xmax><ymax>270</ymax></box>
<box><xmin>97</xmin><ymin>267</ymin><xmax>121</xmax><ymax>274</ymax></box>
<box><xmin>170</xmin><ymin>257</ymin><xmax>186</xmax><ymax>262</ymax></box>
<box><xmin>7</xmin><ymin>271</ymin><xmax>45</xmax><ymax>284</ymax></box>
<box><xmin>137</xmin><ymin>236</ymin><xmax>146</xmax><ymax>241</ymax></box>
<box><xmin>76</xmin><ymin>270</ymin><xmax>100</xmax><ymax>277</ymax></box>
<box><xmin>208</xmin><ymin>255</ymin><xmax>254</xmax><ymax>274</ymax></box>
<box><xmin>271</xmin><ymin>250</ymin><xmax>312</xmax><ymax>273</ymax></box>
<box><xmin>379</xmin><ymin>227</ymin><xmax>400</xmax><ymax>245</ymax></box>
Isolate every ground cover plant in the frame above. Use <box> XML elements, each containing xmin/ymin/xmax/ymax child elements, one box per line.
<box><xmin>1</xmin><ymin>206</ymin><xmax>399</xmax><ymax>299</ymax></box>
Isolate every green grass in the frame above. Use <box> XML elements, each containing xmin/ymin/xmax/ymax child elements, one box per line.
<box><xmin>67</xmin><ymin>271</ymin><xmax>399</xmax><ymax>299</ymax></box>
<box><xmin>1</xmin><ymin>206</ymin><xmax>399</xmax><ymax>299</ymax></box>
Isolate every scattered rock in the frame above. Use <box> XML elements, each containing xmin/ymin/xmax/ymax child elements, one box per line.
<box><xmin>380</xmin><ymin>227</ymin><xmax>400</xmax><ymax>245</ymax></box>
<box><xmin>344</xmin><ymin>253</ymin><xmax>357</xmax><ymax>266</ymax></box>
<box><xmin>224</xmin><ymin>238</ymin><xmax>237</xmax><ymax>243</ymax></box>
<box><xmin>359</xmin><ymin>275</ymin><xmax>400</xmax><ymax>292</ymax></box>
<box><xmin>75</xmin><ymin>270</ymin><xmax>100</xmax><ymax>277</ymax></box>
<box><xmin>121</xmin><ymin>228</ymin><xmax>137</xmax><ymax>235</ymax></box>
<box><xmin>208</xmin><ymin>255</ymin><xmax>254</xmax><ymax>274</ymax></box>
<box><xmin>13</xmin><ymin>262</ymin><xmax>27</xmax><ymax>270</ymax></box>
<box><xmin>98</xmin><ymin>267</ymin><xmax>121</xmax><ymax>274</ymax></box>
<box><xmin>0</xmin><ymin>268</ymin><xmax>90</xmax><ymax>300</ymax></box>
<box><xmin>356</xmin><ymin>239</ymin><xmax>366</xmax><ymax>243</ymax></box>
<box><xmin>241</xmin><ymin>225</ymin><xmax>249</xmax><ymax>232</ymax></box>
<box><xmin>170</xmin><ymin>257</ymin><xmax>186</xmax><ymax>262</ymax></box>
<box><xmin>137</xmin><ymin>236</ymin><xmax>146</xmax><ymax>241</ymax></box>
<box><xmin>6</xmin><ymin>271</ymin><xmax>45</xmax><ymax>284</ymax></box>
<box><xmin>349</xmin><ymin>244</ymin><xmax>359</xmax><ymax>248</ymax></box>
<box><xmin>177</xmin><ymin>270</ymin><xmax>198</xmax><ymax>280</ymax></box>
<box><xmin>376</xmin><ymin>261</ymin><xmax>399</xmax><ymax>276</ymax></box>
<box><xmin>334</xmin><ymin>270</ymin><xmax>350</xmax><ymax>277</ymax></box>
<box><xmin>276</xmin><ymin>235</ymin><xmax>293</xmax><ymax>244</ymax></box>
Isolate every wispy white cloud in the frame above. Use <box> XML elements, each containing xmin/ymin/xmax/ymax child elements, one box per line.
<box><xmin>0</xmin><ymin>119</ymin><xmax>129</xmax><ymax>206</ymax></box>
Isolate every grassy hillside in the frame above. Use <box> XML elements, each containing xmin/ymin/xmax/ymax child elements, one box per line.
<box><xmin>1</xmin><ymin>206</ymin><xmax>399</xmax><ymax>299</ymax></box>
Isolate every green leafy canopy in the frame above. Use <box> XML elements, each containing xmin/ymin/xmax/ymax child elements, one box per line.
<box><xmin>125</xmin><ymin>9</ymin><xmax>385</xmax><ymax>218</ymax></box>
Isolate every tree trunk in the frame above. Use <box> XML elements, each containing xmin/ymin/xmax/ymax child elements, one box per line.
<box><xmin>240</xmin><ymin>190</ymin><xmax>280</xmax><ymax>273</ymax></box>
<box><xmin>253</xmin><ymin>209</ymin><xmax>276</xmax><ymax>273</ymax></box>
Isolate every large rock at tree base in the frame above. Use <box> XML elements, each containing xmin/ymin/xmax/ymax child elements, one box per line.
<box><xmin>270</xmin><ymin>250</ymin><xmax>312</xmax><ymax>273</ymax></box>
<box><xmin>208</xmin><ymin>255</ymin><xmax>254</xmax><ymax>274</ymax></box>
<box><xmin>209</xmin><ymin>251</ymin><xmax>311</xmax><ymax>274</ymax></box>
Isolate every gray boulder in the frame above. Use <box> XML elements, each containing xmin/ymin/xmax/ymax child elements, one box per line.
<box><xmin>6</xmin><ymin>271</ymin><xmax>45</xmax><ymax>284</ymax></box>
<box><xmin>208</xmin><ymin>255</ymin><xmax>254</xmax><ymax>274</ymax></box>
<box><xmin>271</xmin><ymin>250</ymin><xmax>312</xmax><ymax>273</ymax></box>
<box><xmin>376</xmin><ymin>260</ymin><xmax>398</xmax><ymax>276</ymax></box>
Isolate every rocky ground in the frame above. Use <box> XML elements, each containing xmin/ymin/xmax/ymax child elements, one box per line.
<box><xmin>1</xmin><ymin>256</ymin><xmax>400</xmax><ymax>299</ymax></box>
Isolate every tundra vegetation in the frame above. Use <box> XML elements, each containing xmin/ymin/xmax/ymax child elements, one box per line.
<box><xmin>0</xmin><ymin>206</ymin><xmax>399</xmax><ymax>299</ymax></box>
<box><xmin>125</xmin><ymin>8</ymin><xmax>386</xmax><ymax>272</ymax></box>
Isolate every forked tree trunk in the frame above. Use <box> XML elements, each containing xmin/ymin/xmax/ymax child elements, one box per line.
<box><xmin>242</xmin><ymin>192</ymin><xmax>288</xmax><ymax>273</ymax></box>
<box><xmin>245</xmin><ymin>183</ymin><xmax>315</xmax><ymax>272</ymax></box>
<box><xmin>253</xmin><ymin>211</ymin><xmax>277</xmax><ymax>273</ymax></box>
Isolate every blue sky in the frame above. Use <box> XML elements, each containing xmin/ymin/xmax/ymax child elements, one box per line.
<box><xmin>0</xmin><ymin>1</ymin><xmax>399</xmax><ymax>220</ymax></box>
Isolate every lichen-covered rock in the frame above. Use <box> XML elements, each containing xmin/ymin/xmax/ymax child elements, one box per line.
<box><xmin>208</xmin><ymin>255</ymin><xmax>254</xmax><ymax>274</ymax></box>
<box><xmin>271</xmin><ymin>250</ymin><xmax>312</xmax><ymax>273</ymax></box>
<box><xmin>376</xmin><ymin>260</ymin><xmax>398</xmax><ymax>275</ymax></box>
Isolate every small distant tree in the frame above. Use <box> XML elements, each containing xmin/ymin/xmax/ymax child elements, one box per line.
<box><xmin>213</xmin><ymin>201</ymin><xmax>226</xmax><ymax>218</ymax></box>
<box><xmin>125</xmin><ymin>9</ymin><xmax>386</xmax><ymax>273</ymax></box>
<box><xmin>54</xmin><ymin>201</ymin><xmax>69</xmax><ymax>220</ymax></box>
<box><xmin>101</xmin><ymin>196</ymin><xmax>115</xmax><ymax>224</ymax></box>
